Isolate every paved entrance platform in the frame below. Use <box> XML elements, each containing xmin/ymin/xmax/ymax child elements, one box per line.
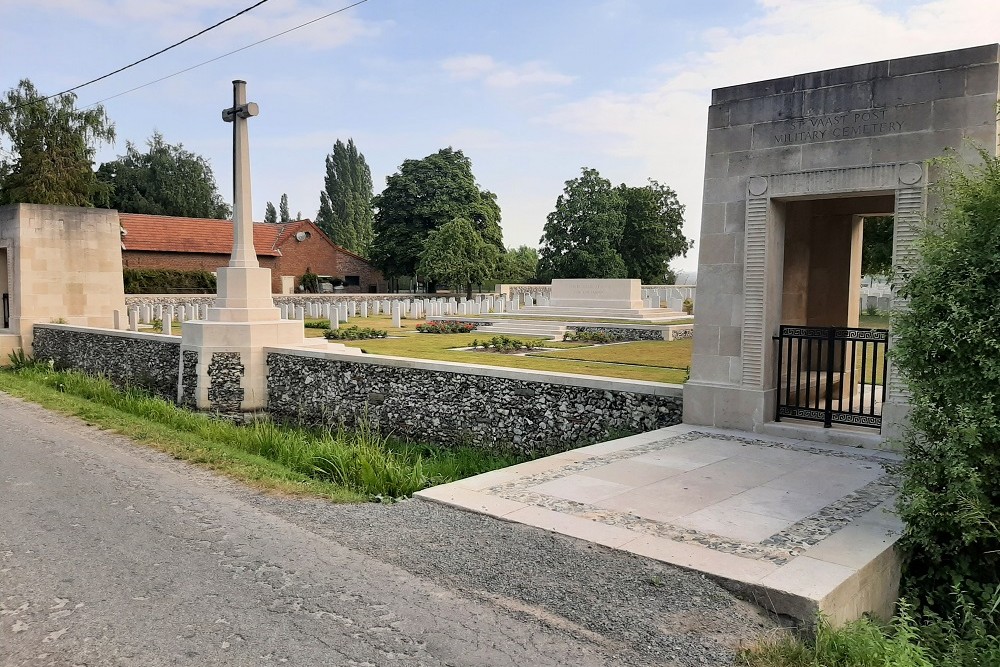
<box><xmin>415</xmin><ymin>424</ymin><xmax>902</xmax><ymax>624</ymax></box>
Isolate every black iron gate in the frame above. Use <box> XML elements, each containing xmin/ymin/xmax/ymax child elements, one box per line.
<box><xmin>775</xmin><ymin>325</ymin><xmax>889</xmax><ymax>429</ymax></box>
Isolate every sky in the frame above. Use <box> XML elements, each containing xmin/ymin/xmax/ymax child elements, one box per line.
<box><xmin>1</xmin><ymin>0</ymin><xmax>999</xmax><ymax>273</ymax></box>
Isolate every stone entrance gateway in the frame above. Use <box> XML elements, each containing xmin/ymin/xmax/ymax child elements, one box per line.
<box><xmin>684</xmin><ymin>44</ymin><xmax>1000</xmax><ymax>440</ymax></box>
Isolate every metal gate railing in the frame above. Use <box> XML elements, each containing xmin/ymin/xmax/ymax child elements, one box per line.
<box><xmin>775</xmin><ymin>325</ymin><xmax>889</xmax><ymax>429</ymax></box>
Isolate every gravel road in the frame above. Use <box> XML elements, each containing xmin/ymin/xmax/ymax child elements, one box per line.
<box><xmin>0</xmin><ymin>393</ymin><xmax>776</xmax><ymax>666</ymax></box>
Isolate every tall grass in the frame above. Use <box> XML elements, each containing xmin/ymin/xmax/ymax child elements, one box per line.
<box><xmin>8</xmin><ymin>365</ymin><xmax>527</xmax><ymax>499</ymax></box>
<box><xmin>740</xmin><ymin>596</ymin><xmax>1000</xmax><ymax>667</ymax></box>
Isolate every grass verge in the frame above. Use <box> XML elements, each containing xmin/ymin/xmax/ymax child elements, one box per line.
<box><xmin>0</xmin><ymin>366</ymin><xmax>528</xmax><ymax>501</ymax></box>
<box><xmin>739</xmin><ymin>601</ymin><xmax>1000</xmax><ymax>667</ymax></box>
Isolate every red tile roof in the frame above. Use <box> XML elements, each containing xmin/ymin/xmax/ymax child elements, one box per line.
<box><xmin>119</xmin><ymin>212</ymin><xmax>286</xmax><ymax>256</ymax></box>
<box><xmin>119</xmin><ymin>213</ymin><xmax>379</xmax><ymax>270</ymax></box>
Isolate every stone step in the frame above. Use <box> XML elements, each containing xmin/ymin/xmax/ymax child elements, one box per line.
<box><xmin>516</xmin><ymin>306</ymin><xmax>686</xmax><ymax>320</ymax></box>
<box><xmin>477</xmin><ymin>322</ymin><xmax>567</xmax><ymax>340</ymax></box>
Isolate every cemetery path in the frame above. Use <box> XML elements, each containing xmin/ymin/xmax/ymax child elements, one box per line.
<box><xmin>0</xmin><ymin>394</ymin><xmax>775</xmax><ymax>667</ymax></box>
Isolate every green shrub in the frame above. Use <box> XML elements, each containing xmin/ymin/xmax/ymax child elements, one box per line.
<box><xmin>7</xmin><ymin>348</ymin><xmax>37</xmax><ymax>370</ymax></box>
<box><xmin>300</xmin><ymin>270</ymin><xmax>320</xmax><ymax>293</ymax></box>
<box><xmin>304</xmin><ymin>319</ymin><xmax>331</xmax><ymax>329</ymax></box>
<box><xmin>473</xmin><ymin>335</ymin><xmax>542</xmax><ymax>353</ymax></box>
<box><xmin>416</xmin><ymin>320</ymin><xmax>476</xmax><ymax>334</ymax></box>
<box><xmin>324</xmin><ymin>325</ymin><xmax>387</xmax><ymax>341</ymax></box>
<box><xmin>123</xmin><ymin>268</ymin><xmax>216</xmax><ymax>294</ymax></box>
<box><xmin>892</xmin><ymin>149</ymin><xmax>1000</xmax><ymax>629</ymax></box>
<box><xmin>563</xmin><ymin>330</ymin><xmax>613</xmax><ymax>343</ymax></box>
<box><xmin>682</xmin><ymin>297</ymin><xmax>693</xmax><ymax>314</ymax></box>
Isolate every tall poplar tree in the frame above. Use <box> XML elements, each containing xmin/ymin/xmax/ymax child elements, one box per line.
<box><xmin>279</xmin><ymin>193</ymin><xmax>290</xmax><ymax>222</ymax></box>
<box><xmin>0</xmin><ymin>78</ymin><xmax>115</xmax><ymax>207</ymax></box>
<box><xmin>315</xmin><ymin>138</ymin><xmax>374</xmax><ymax>256</ymax></box>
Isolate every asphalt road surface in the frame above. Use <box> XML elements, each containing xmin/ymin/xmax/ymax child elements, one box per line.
<box><xmin>0</xmin><ymin>393</ymin><xmax>774</xmax><ymax>666</ymax></box>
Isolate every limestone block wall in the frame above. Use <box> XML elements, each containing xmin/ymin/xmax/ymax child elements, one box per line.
<box><xmin>33</xmin><ymin>324</ymin><xmax>180</xmax><ymax>401</ymax></box>
<box><xmin>685</xmin><ymin>44</ymin><xmax>1000</xmax><ymax>433</ymax></box>
<box><xmin>266</xmin><ymin>349</ymin><xmax>683</xmax><ymax>453</ymax></box>
<box><xmin>1</xmin><ymin>204</ymin><xmax>126</xmax><ymax>352</ymax></box>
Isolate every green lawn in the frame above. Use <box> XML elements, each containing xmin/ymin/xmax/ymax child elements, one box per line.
<box><xmin>530</xmin><ymin>339</ymin><xmax>692</xmax><ymax>370</ymax></box>
<box><xmin>140</xmin><ymin>314</ymin><xmax>688</xmax><ymax>384</ymax></box>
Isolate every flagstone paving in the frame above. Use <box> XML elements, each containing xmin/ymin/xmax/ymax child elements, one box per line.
<box><xmin>417</xmin><ymin>424</ymin><xmax>904</xmax><ymax>623</ymax></box>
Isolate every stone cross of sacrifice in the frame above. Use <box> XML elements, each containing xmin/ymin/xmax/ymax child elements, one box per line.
<box><xmin>221</xmin><ymin>80</ymin><xmax>259</xmax><ymax>269</ymax></box>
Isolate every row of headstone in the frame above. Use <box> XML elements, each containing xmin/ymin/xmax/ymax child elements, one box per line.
<box><xmin>519</xmin><ymin>291</ymin><xmax>550</xmax><ymax>307</ymax></box>
<box><xmin>862</xmin><ymin>295</ymin><xmax>892</xmax><ymax>311</ymax></box>
<box><xmin>118</xmin><ymin>295</ymin><xmax>510</xmax><ymax>335</ymax></box>
<box><xmin>272</xmin><ymin>295</ymin><xmax>512</xmax><ymax>324</ymax></box>
<box><xmin>115</xmin><ymin>301</ymin><xmax>213</xmax><ymax>335</ymax></box>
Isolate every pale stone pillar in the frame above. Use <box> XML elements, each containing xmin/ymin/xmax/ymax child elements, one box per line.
<box><xmin>179</xmin><ymin>80</ymin><xmax>353</xmax><ymax>412</ymax></box>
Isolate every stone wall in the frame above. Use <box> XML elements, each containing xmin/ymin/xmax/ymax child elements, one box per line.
<box><xmin>266</xmin><ymin>349</ymin><xmax>683</xmax><ymax>453</ymax></box>
<box><xmin>574</xmin><ymin>324</ymin><xmax>693</xmax><ymax>342</ymax></box>
<box><xmin>33</xmin><ymin>324</ymin><xmax>179</xmax><ymax>401</ymax></box>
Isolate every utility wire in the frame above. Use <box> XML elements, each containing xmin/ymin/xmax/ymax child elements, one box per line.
<box><xmin>0</xmin><ymin>0</ymin><xmax>273</xmax><ymax>113</ymax></box>
<box><xmin>81</xmin><ymin>0</ymin><xmax>369</xmax><ymax>110</ymax></box>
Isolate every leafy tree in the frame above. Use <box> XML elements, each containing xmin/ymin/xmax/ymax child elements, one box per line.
<box><xmin>893</xmin><ymin>150</ymin><xmax>1000</xmax><ymax>629</ymax></box>
<box><xmin>618</xmin><ymin>180</ymin><xmax>692</xmax><ymax>283</ymax></box>
<box><xmin>500</xmin><ymin>245</ymin><xmax>539</xmax><ymax>284</ymax></box>
<box><xmin>315</xmin><ymin>138</ymin><xmax>374</xmax><ymax>256</ymax></box>
<box><xmin>279</xmin><ymin>193</ymin><xmax>290</xmax><ymax>222</ymax></box>
<box><xmin>372</xmin><ymin>147</ymin><xmax>502</xmax><ymax>291</ymax></box>
<box><xmin>97</xmin><ymin>132</ymin><xmax>230</xmax><ymax>218</ymax></box>
<box><xmin>0</xmin><ymin>78</ymin><xmax>115</xmax><ymax>207</ymax></box>
<box><xmin>264</xmin><ymin>201</ymin><xmax>277</xmax><ymax>223</ymax></box>
<box><xmin>862</xmin><ymin>216</ymin><xmax>894</xmax><ymax>277</ymax></box>
<box><xmin>537</xmin><ymin>168</ymin><xmax>626</xmax><ymax>280</ymax></box>
<box><xmin>417</xmin><ymin>217</ymin><xmax>499</xmax><ymax>299</ymax></box>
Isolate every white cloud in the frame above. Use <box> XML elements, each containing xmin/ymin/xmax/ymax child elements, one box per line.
<box><xmin>542</xmin><ymin>0</ymin><xmax>1000</xmax><ymax>270</ymax></box>
<box><xmin>442</xmin><ymin>54</ymin><xmax>575</xmax><ymax>88</ymax></box>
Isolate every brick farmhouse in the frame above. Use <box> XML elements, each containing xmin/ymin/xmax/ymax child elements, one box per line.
<box><xmin>119</xmin><ymin>213</ymin><xmax>385</xmax><ymax>294</ymax></box>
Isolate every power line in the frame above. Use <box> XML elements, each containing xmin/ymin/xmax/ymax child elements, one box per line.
<box><xmin>0</xmin><ymin>0</ymin><xmax>274</xmax><ymax>113</ymax></box>
<box><xmin>81</xmin><ymin>0</ymin><xmax>370</xmax><ymax>110</ymax></box>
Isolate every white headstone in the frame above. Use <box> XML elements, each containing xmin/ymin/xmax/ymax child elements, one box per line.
<box><xmin>361</xmin><ymin>301</ymin><xmax>368</xmax><ymax>318</ymax></box>
<box><xmin>391</xmin><ymin>301</ymin><xmax>401</xmax><ymax>327</ymax></box>
<box><xmin>128</xmin><ymin>308</ymin><xmax>139</xmax><ymax>332</ymax></box>
<box><xmin>349</xmin><ymin>301</ymin><xmax>357</xmax><ymax>318</ymax></box>
<box><xmin>330</xmin><ymin>310</ymin><xmax>339</xmax><ymax>330</ymax></box>
<box><xmin>161</xmin><ymin>313</ymin><xmax>172</xmax><ymax>335</ymax></box>
<box><xmin>178</xmin><ymin>305</ymin><xmax>187</xmax><ymax>322</ymax></box>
